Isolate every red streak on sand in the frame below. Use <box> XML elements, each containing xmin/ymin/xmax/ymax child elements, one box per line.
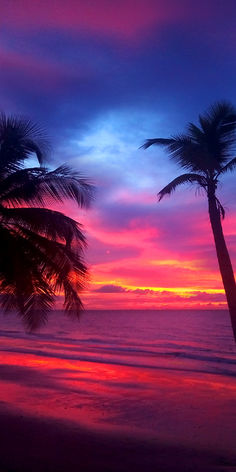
<box><xmin>0</xmin><ymin>349</ymin><xmax>235</xmax><ymax>454</ymax></box>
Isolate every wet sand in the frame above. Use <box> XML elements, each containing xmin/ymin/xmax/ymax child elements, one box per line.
<box><xmin>0</xmin><ymin>311</ymin><xmax>235</xmax><ymax>471</ymax></box>
<box><xmin>0</xmin><ymin>408</ymin><xmax>235</xmax><ymax>472</ymax></box>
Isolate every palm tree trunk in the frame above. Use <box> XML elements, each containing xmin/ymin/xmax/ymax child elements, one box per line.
<box><xmin>208</xmin><ymin>192</ymin><xmax>236</xmax><ymax>341</ymax></box>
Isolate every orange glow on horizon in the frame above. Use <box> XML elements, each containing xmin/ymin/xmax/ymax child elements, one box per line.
<box><xmin>53</xmin><ymin>186</ymin><xmax>235</xmax><ymax>311</ymax></box>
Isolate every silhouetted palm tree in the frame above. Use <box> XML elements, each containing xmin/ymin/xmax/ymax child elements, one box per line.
<box><xmin>0</xmin><ymin>113</ymin><xmax>93</xmax><ymax>330</ymax></box>
<box><xmin>142</xmin><ymin>102</ymin><xmax>236</xmax><ymax>341</ymax></box>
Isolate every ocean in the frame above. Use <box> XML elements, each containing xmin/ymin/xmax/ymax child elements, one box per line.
<box><xmin>0</xmin><ymin>309</ymin><xmax>235</xmax><ymax>454</ymax></box>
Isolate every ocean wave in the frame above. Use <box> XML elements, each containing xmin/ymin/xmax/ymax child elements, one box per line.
<box><xmin>0</xmin><ymin>342</ymin><xmax>235</xmax><ymax>379</ymax></box>
<box><xmin>0</xmin><ymin>329</ymin><xmax>235</xmax><ymax>367</ymax></box>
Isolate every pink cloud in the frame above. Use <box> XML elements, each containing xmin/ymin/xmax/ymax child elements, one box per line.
<box><xmin>0</xmin><ymin>1</ymin><xmax>223</xmax><ymax>41</ymax></box>
<box><xmin>0</xmin><ymin>1</ymin><xmax>178</xmax><ymax>38</ymax></box>
<box><xmin>0</xmin><ymin>45</ymin><xmax>93</xmax><ymax>93</ymax></box>
<box><xmin>94</xmin><ymin>284</ymin><xmax>127</xmax><ymax>293</ymax></box>
<box><xmin>83</xmin><ymin>285</ymin><xmax>227</xmax><ymax>310</ymax></box>
<box><xmin>50</xmin><ymin>194</ymin><xmax>235</xmax><ymax>305</ymax></box>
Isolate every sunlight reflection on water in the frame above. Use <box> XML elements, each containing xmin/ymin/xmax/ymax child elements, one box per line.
<box><xmin>0</xmin><ymin>309</ymin><xmax>235</xmax><ymax>452</ymax></box>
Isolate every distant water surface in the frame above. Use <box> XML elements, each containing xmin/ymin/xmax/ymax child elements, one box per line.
<box><xmin>0</xmin><ymin>310</ymin><xmax>235</xmax><ymax>453</ymax></box>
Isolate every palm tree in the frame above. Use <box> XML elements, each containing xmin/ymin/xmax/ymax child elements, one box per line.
<box><xmin>142</xmin><ymin>101</ymin><xmax>236</xmax><ymax>341</ymax></box>
<box><xmin>0</xmin><ymin>113</ymin><xmax>93</xmax><ymax>331</ymax></box>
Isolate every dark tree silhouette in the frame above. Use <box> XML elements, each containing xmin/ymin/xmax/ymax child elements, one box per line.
<box><xmin>142</xmin><ymin>102</ymin><xmax>236</xmax><ymax>341</ymax></box>
<box><xmin>0</xmin><ymin>113</ymin><xmax>93</xmax><ymax>330</ymax></box>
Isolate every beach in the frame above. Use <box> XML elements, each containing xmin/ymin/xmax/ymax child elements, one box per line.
<box><xmin>0</xmin><ymin>408</ymin><xmax>235</xmax><ymax>472</ymax></box>
<box><xmin>0</xmin><ymin>309</ymin><xmax>235</xmax><ymax>471</ymax></box>
<box><xmin>2</xmin><ymin>1</ymin><xmax>236</xmax><ymax>469</ymax></box>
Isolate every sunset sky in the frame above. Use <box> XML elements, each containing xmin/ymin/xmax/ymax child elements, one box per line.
<box><xmin>1</xmin><ymin>0</ymin><xmax>236</xmax><ymax>309</ymax></box>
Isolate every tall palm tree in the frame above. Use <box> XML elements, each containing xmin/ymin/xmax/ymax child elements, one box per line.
<box><xmin>142</xmin><ymin>101</ymin><xmax>236</xmax><ymax>341</ymax></box>
<box><xmin>0</xmin><ymin>113</ymin><xmax>93</xmax><ymax>331</ymax></box>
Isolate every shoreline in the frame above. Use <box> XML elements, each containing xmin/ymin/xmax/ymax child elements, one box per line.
<box><xmin>0</xmin><ymin>408</ymin><xmax>235</xmax><ymax>472</ymax></box>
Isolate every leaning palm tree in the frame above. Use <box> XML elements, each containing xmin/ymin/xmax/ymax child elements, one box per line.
<box><xmin>0</xmin><ymin>113</ymin><xmax>93</xmax><ymax>330</ymax></box>
<box><xmin>142</xmin><ymin>101</ymin><xmax>236</xmax><ymax>341</ymax></box>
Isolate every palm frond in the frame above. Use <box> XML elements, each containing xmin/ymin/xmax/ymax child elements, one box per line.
<box><xmin>21</xmin><ymin>290</ymin><xmax>55</xmax><ymax>331</ymax></box>
<box><xmin>141</xmin><ymin>134</ymin><xmax>210</xmax><ymax>173</ymax></box>
<box><xmin>203</xmin><ymin>101</ymin><xmax>236</xmax><ymax>130</ymax></box>
<box><xmin>0</xmin><ymin>227</ymin><xmax>53</xmax><ymax>330</ymax></box>
<box><xmin>23</xmin><ymin>140</ymin><xmax>44</xmax><ymax>165</ymax></box>
<box><xmin>1</xmin><ymin>207</ymin><xmax>86</xmax><ymax>248</ymax></box>
<box><xmin>198</xmin><ymin>101</ymin><xmax>236</xmax><ymax>162</ymax></box>
<box><xmin>165</xmin><ymin>134</ymin><xmax>201</xmax><ymax>170</ymax></box>
<box><xmin>187</xmin><ymin>123</ymin><xmax>205</xmax><ymax>143</ymax></box>
<box><xmin>158</xmin><ymin>173</ymin><xmax>207</xmax><ymax>201</ymax></box>
<box><xmin>141</xmin><ymin>138</ymin><xmax>174</xmax><ymax>150</ymax></box>
<box><xmin>0</xmin><ymin>113</ymin><xmax>49</xmax><ymax>171</ymax></box>
<box><xmin>0</xmin><ymin>113</ymin><xmax>93</xmax><ymax>330</ymax></box>
<box><xmin>0</xmin><ymin>165</ymin><xmax>94</xmax><ymax>208</ymax></box>
<box><xmin>63</xmin><ymin>280</ymin><xmax>83</xmax><ymax>318</ymax></box>
<box><xmin>142</xmin><ymin>102</ymin><xmax>236</xmax><ymax>173</ymax></box>
<box><xmin>0</xmin><ymin>168</ymin><xmax>46</xmax><ymax>205</ymax></box>
<box><xmin>13</xmin><ymin>226</ymin><xmax>88</xmax><ymax>287</ymax></box>
<box><xmin>40</xmin><ymin>165</ymin><xmax>94</xmax><ymax>208</ymax></box>
<box><xmin>215</xmin><ymin>196</ymin><xmax>225</xmax><ymax>219</ymax></box>
<box><xmin>0</xmin><ymin>284</ymin><xmax>55</xmax><ymax>331</ymax></box>
<box><xmin>217</xmin><ymin>157</ymin><xmax>236</xmax><ymax>176</ymax></box>
<box><xmin>0</xmin><ymin>214</ymin><xmax>88</xmax><ymax>330</ymax></box>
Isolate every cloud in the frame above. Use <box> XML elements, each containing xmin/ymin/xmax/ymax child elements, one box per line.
<box><xmin>1</xmin><ymin>1</ymin><xmax>167</xmax><ymax>39</ymax></box>
<box><xmin>188</xmin><ymin>291</ymin><xmax>226</xmax><ymax>302</ymax></box>
<box><xmin>2</xmin><ymin>1</ymin><xmax>236</xmax><ymax>141</ymax></box>
<box><xmin>94</xmin><ymin>284</ymin><xmax>127</xmax><ymax>293</ymax></box>
<box><xmin>92</xmin><ymin>285</ymin><xmax>226</xmax><ymax>303</ymax></box>
<box><xmin>1</xmin><ymin>0</ymin><xmax>235</xmax><ymax>310</ymax></box>
<box><xmin>0</xmin><ymin>1</ymin><xmax>216</xmax><ymax>40</ymax></box>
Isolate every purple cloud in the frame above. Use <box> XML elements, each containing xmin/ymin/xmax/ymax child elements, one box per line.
<box><xmin>94</xmin><ymin>285</ymin><xmax>127</xmax><ymax>293</ymax></box>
